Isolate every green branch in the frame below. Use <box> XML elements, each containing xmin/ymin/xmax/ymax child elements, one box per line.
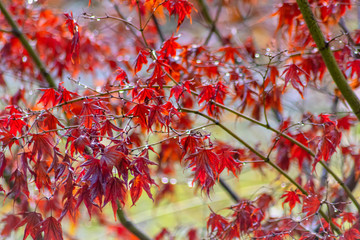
<box><xmin>181</xmin><ymin>108</ymin><xmax>341</xmax><ymax>234</ymax></box>
<box><xmin>117</xmin><ymin>202</ymin><xmax>151</xmax><ymax>240</ymax></box>
<box><xmin>296</xmin><ymin>0</ymin><xmax>360</xmax><ymax>120</ymax></box>
<box><xmin>180</xmin><ymin>108</ymin><xmax>341</xmax><ymax>234</ymax></box>
<box><xmin>0</xmin><ymin>1</ymin><xmax>56</xmax><ymax>88</ymax></box>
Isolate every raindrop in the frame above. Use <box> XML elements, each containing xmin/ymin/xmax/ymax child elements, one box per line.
<box><xmin>170</xmin><ymin>178</ymin><xmax>177</xmax><ymax>184</ymax></box>
<box><xmin>161</xmin><ymin>177</ymin><xmax>169</xmax><ymax>184</ymax></box>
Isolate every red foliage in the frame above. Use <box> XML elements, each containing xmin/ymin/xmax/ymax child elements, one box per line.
<box><xmin>0</xmin><ymin>0</ymin><xmax>359</xmax><ymax>239</ymax></box>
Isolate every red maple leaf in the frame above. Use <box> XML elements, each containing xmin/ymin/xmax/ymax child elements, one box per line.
<box><xmin>163</xmin><ymin>0</ymin><xmax>194</xmax><ymax>31</ymax></box>
<box><xmin>273</xmin><ymin>3</ymin><xmax>301</xmax><ymax>36</ymax></box>
<box><xmin>218</xmin><ymin>46</ymin><xmax>241</xmax><ymax>63</ymax></box>
<box><xmin>160</xmin><ymin>34</ymin><xmax>182</xmax><ymax>58</ymax></box>
<box><xmin>340</xmin><ymin>227</ymin><xmax>360</xmax><ymax>240</ymax></box>
<box><xmin>64</xmin><ymin>12</ymin><xmax>80</xmax><ymax>63</ymax></box>
<box><xmin>281</xmin><ymin>64</ymin><xmax>309</xmax><ymax>98</ymax></box>
<box><xmin>1</xmin><ymin>214</ymin><xmax>21</xmax><ymax>237</ymax></box>
<box><xmin>207</xmin><ymin>209</ymin><xmax>229</xmax><ymax>238</ymax></box>
<box><xmin>36</xmin><ymin>216</ymin><xmax>63</xmax><ymax>240</ymax></box>
<box><xmin>126</xmin><ymin>103</ymin><xmax>150</xmax><ymax>127</ymax></box>
<box><xmin>100</xmin><ymin>145</ymin><xmax>126</xmax><ymax>167</ymax></box>
<box><xmin>313</xmin><ymin>114</ymin><xmax>342</xmax><ymax>169</ymax></box>
<box><xmin>133</xmin><ymin>88</ymin><xmax>157</xmax><ymax>103</ymax></box>
<box><xmin>99</xmin><ymin>120</ymin><xmax>122</xmax><ymax>138</ymax></box>
<box><xmin>104</xmin><ymin>177</ymin><xmax>127</xmax><ymax>220</ymax></box>
<box><xmin>302</xmin><ymin>195</ymin><xmax>321</xmax><ymax>217</ymax></box>
<box><xmin>129</xmin><ymin>174</ymin><xmax>155</xmax><ymax>206</ymax></box>
<box><xmin>134</xmin><ymin>49</ymin><xmax>149</xmax><ymax>73</ymax></box>
<box><xmin>281</xmin><ymin>190</ymin><xmax>302</xmax><ymax>213</ymax></box>
<box><xmin>6</xmin><ymin>169</ymin><xmax>29</xmax><ymax>200</ymax></box>
<box><xmin>185</xmin><ymin>148</ymin><xmax>218</xmax><ymax>195</ymax></box>
<box><xmin>37</xmin><ymin>88</ymin><xmax>60</xmax><ymax>108</ymax></box>
<box><xmin>30</xmin><ymin>133</ymin><xmax>55</xmax><ymax>160</ymax></box>
<box><xmin>16</xmin><ymin>212</ymin><xmax>43</xmax><ymax>240</ymax></box>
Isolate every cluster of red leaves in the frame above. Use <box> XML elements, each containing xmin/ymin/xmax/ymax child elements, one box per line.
<box><xmin>1</xmin><ymin>0</ymin><xmax>360</xmax><ymax>239</ymax></box>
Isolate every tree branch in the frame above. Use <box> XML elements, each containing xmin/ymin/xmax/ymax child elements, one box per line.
<box><xmin>0</xmin><ymin>1</ymin><xmax>56</xmax><ymax>88</ymax></box>
<box><xmin>117</xmin><ymin>202</ymin><xmax>151</xmax><ymax>240</ymax></box>
<box><xmin>180</xmin><ymin>107</ymin><xmax>341</xmax><ymax>235</ymax></box>
<box><xmin>196</xmin><ymin>0</ymin><xmax>225</xmax><ymax>44</ymax></box>
<box><xmin>296</xmin><ymin>0</ymin><xmax>360</xmax><ymax>121</ymax></box>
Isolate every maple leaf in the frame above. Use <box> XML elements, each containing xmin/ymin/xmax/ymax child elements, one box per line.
<box><xmin>133</xmin><ymin>88</ymin><xmax>157</xmax><ymax>103</ymax></box>
<box><xmin>16</xmin><ymin>212</ymin><xmax>43</xmax><ymax>240</ymax></box>
<box><xmin>129</xmin><ymin>174</ymin><xmax>155</xmax><ymax>206</ymax></box>
<box><xmin>134</xmin><ymin>49</ymin><xmax>149</xmax><ymax>73</ymax></box>
<box><xmin>36</xmin><ymin>216</ymin><xmax>63</xmax><ymax>240</ymax></box>
<box><xmin>114</xmin><ymin>67</ymin><xmax>129</xmax><ymax>85</ymax></box>
<box><xmin>281</xmin><ymin>190</ymin><xmax>301</xmax><ymax>213</ymax></box>
<box><xmin>273</xmin><ymin>3</ymin><xmax>301</xmax><ymax>36</ymax></box>
<box><xmin>281</xmin><ymin>64</ymin><xmax>309</xmax><ymax>98</ymax></box>
<box><xmin>340</xmin><ymin>227</ymin><xmax>360</xmax><ymax>240</ymax></box>
<box><xmin>75</xmin><ymin>184</ymin><xmax>93</xmax><ymax>219</ymax></box>
<box><xmin>198</xmin><ymin>85</ymin><xmax>215</xmax><ymax>104</ymax></box>
<box><xmin>218</xmin><ymin>46</ymin><xmax>241</xmax><ymax>63</ymax></box>
<box><xmin>30</xmin><ymin>133</ymin><xmax>55</xmax><ymax>160</ymax></box>
<box><xmin>79</xmin><ymin>100</ymin><xmax>107</xmax><ymax>128</ymax></box>
<box><xmin>34</xmin><ymin>161</ymin><xmax>52</xmax><ymax>191</ymax></box>
<box><xmin>341</xmin><ymin>212</ymin><xmax>357</xmax><ymax>224</ymax></box>
<box><xmin>181</xmin><ymin>134</ymin><xmax>202</xmax><ymax>156</ymax></box>
<box><xmin>0</xmin><ymin>130</ymin><xmax>19</xmax><ymax>150</ymax></box>
<box><xmin>0</xmin><ymin>152</ymin><xmax>6</xmax><ymax>178</ymax></box>
<box><xmin>104</xmin><ymin>177</ymin><xmax>127</xmax><ymax>220</ymax></box>
<box><xmin>185</xmin><ymin>148</ymin><xmax>218</xmax><ymax>195</ymax></box>
<box><xmin>216</xmin><ymin>146</ymin><xmax>241</xmax><ymax>176</ymax></box>
<box><xmin>58</xmin><ymin>82</ymin><xmax>79</xmax><ymax>104</ymax></box>
<box><xmin>229</xmin><ymin>201</ymin><xmax>264</xmax><ymax>236</ymax></box>
<box><xmin>163</xmin><ymin>0</ymin><xmax>194</xmax><ymax>31</ymax></box>
<box><xmin>337</xmin><ymin>115</ymin><xmax>357</xmax><ymax>130</ymax></box>
<box><xmin>6</xmin><ymin>169</ymin><xmax>29</xmax><ymax>200</ymax></box>
<box><xmin>126</xmin><ymin>103</ymin><xmax>150</xmax><ymax>127</ymax></box>
<box><xmin>80</xmin><ymin>157</ymin><xmax>111</xmax><ymax>207</ymax></box>
<box><xmin>207</xmin><ymin>209</ymin><xmax>229</xmax><ymax>238</ymax></box>
<box><xmin>264</xmin><ymin>66</ymin><xmax>279</xmax><ymax>87</ymax></box>
<box><xmin>1</xmin><ymin>214</ymin><xmax>21</xmax><ymax>237</ymax></box>
<box><xmin>302</xmin><ymin>195</ymin><xmax>321</xmax><ymax>217</ymax></box>
<box><xmin>160</xmin><ymin>34</ymin><xmax>182</xmax><ymax>58</ymax></box>
<box><xmin>313</xmin><ymin>114</ymin><xmax>342</xmax><ymax>169</ymax></box>
<box><xmin>38</xmin><ymin>111</ymin><xmax>64</xmax><ymax>131</ymax></box>
<box><xmin>100</xmin><ymin>120</ymin><xmax>122</xmax><ymax>138</ymax></box>
<box><xmin>37</xmin><ymin>88</ymin><xmax>61</xmax><ymax>108</ymax></box>
<box><xmin>147</xmin><ymin>104</ymin><xmax>168</xmax><ymax>130</ymax></box>
<box><xmin>59</xmin><ymin>172</ymin><xmax>77</xmax><ymax>221</ymax></box>
<box><xmin>64</xmin><ymin>12</ymin><xmax>80</xmax><ymax>63</ymax></box>
<box><xmin>100</xmin><ymin>145</ymin><xmax>126</xmax><ymax>167</ymax></box>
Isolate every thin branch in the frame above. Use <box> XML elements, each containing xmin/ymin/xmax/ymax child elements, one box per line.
<box><xmin>180</xmin><ymin>107</ymin><xmax>341</xmax><ymax>234</ymax></box>
<box><xmin>82</xmin><ymin>14</ymin><xmax>140</xmax><ymax>31</ymax></box>
<box><xmin>218</xmin><ymin>178</ymin><xmax>240</xmax><ymax>202</ymax></box>
<box><xmin>149</xmin><ymin>45</ymin><xmax>360</xmax><ymax>211</ymax></box>
<box><xmin>0</xmin><ymin>1</ymin><xmax>56</xmax><ymax>88</ymax></box>
<box><xmin>116</xmin><ymin>202</ymin><xmax>151</xmax><ymax>240</ymax></box>
<box><xmin>152</xmin><ymin>15</ymin><xmax>165</xmax><ymax>42</ymax></box>
<box><xmin>196</xmin><ymin>0</ymin><xmax>225</xmax><ymax>44</ymax></box>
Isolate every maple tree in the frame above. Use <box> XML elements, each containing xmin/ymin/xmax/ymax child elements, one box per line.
<box><xmin>1</xmin><ymin>0</ymin><xmax>360</xmax><ymax>239</ymax></box>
